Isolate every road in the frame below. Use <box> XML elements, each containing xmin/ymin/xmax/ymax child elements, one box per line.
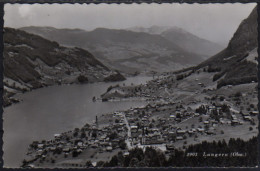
<box><xmin>224</xmin><ymin>100</ymin><xmax>240</xmax><ymax>113</ymax></box>
<box><xmin>123</xmin><ymin>113</ymin><xmax>133</xmax><ymax>149</ymax></box>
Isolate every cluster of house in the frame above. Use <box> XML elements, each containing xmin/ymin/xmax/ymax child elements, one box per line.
<box><xmin>104</xmin><ymin>75</ymin><xmax>175</xmax><ymax>101</ymax></box>
<box><xmin>26</xmin><ymin>117</ymin><xmax>129</xmax><ymax>163</ymax></box>
<box><xmin>122</xmin><ymin>103</ymin><xmax>201</xmax><ymax>146</ymax></box>
<box><xmin>26</xmin><ymin>95</ymin><xmax>258</xmax><ymax>167</ymax></box>
<box><xmin>241</xmin><ymin>111</ymin><xmax>258</xmax><ymax>122</ymax></box>
<box><xmin>122</xmin><ymin>100</ymin><xmax>259</xmax><ymax>148</ymax></box>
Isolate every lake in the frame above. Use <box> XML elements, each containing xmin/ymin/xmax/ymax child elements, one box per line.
<box><xmin>3</xmin><ymin>76</ymin><xmax>152</xmax><ymax>168</ymax></box>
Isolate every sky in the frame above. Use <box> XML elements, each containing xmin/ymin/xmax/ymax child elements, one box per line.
<box><xmin>4</xmin><ymin>3</ymin><xmax>256</xmax><ymax>46</ymax></box>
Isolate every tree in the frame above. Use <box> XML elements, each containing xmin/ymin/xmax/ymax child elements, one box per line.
<box><xmin>53</xmin><ymin>148</ymin><xmax>62</xmax><ymax>155</ymax></box>
<box><xmin>119</xmin><ymin>140</ymin><xmax>127</xmax><ymax>150</ymax></box>
<box><xmin>176</xmin><ymin>113</ymin><xmax>181</xmax><ymax>118</ymax></box>
<box><xmin>235</xmin><ymin>92</ymin><xmax>242</xmax><ymax>98</ymax></box>
<box><xmin>21</xmin><ymin>159</ymin><xmax>28</xmax><ymax>167</ymax></box>
<box><xmin>115</xmin><ymin>119</ymin><xmax>120</xmax><ymax>123</ymax></box>
<box><xmin>92</xmin><ymin>131</ymin><xmax>97</xmax><ymax>138</ymax></box>
<box><xmin>109</xmin><ymin>156</ymin><xmax>118</xmax><ymax>167</ymax></box>
<box><xmin>176</xmin><ymin>74</ymin><xmax>184</xmax><ymax>80</ymax></box>
<box><xmin>219</xmin><ymin>96</ymin><xmax>225</xmax><ymax>101</ymax></box>
<box><xmin>51</xmin><ymin>159</ymin><xmax>56</xmax><ymax>163</ymax></box>
<box><xmin>250</xmin><ymin>104</ymin><xmax>255</xmax><ymax>108</ymax></box>
<box><xmin>72</xmin><ymin>150</ymin><xmax>79</xmax><ymax>157</ymax></box>
<box><xmin>129</xmin><ymin>158</ymin><xmax>139</xmax><ymax>167</ymax></box>
<box><xmin>96</xmin><ymin>161</ymin><xmax>105</xmax><ymax>167</ymax></box>
<box><xmin>77</xmin><ymin>75</ymin><xmax>88</xmax><ymax>83</ymax></box>
<box><xmin>86</xmin><ymin>161</ymin><xmax>93</xmax><ymax>167</ymax></box>
<box><xmin>100</xmin><ymin>137</ymin><xmax>258</xmax><ymax>167</ymax></box>
<box><xmin>204</xmin><ymin>124</ymin><xmax>209</xmax><ymax>130</ymax></box>
<box><xmin>108</xmin><ymin>132</ymin><xmax>118</xmax><ymax>140</ymax></box>
<box><xmin>196</xmin><ymin>105</ymin><xmax>207</xmax><ymax>115</ymax></box>
<box><xmin>222</xmin><ymin>104</ymin><xmax>230</xmax><ymax>113</ymax></box>
<box><xmin>81</xmin><ymin>132</ymin><xmax>86</xmax><ymax>139</ymax></box>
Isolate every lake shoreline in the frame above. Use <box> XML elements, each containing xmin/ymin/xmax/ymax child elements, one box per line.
<box><xmin>3</xmin><ymin>76</ymin><xmax>152</xmax><ymax>168</ymax></box>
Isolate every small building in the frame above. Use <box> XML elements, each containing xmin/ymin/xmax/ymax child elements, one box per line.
<box><xmin>175</xmin><ymin>118</ymin><xmax>181</xmax><ymax>122</ymax></box>
<box><xmin>194</xmin><ymin>113</ymin><xmax>200</xmax><ymax>117</ymax></box>
<box><xmin>206</xmin><ymin>130</ymin><xmax>215</xmax><ymax>135</ymax></box>
<box><xmin>166</xmin><ymin>144</ymin><xmax>175</xmax><ymax>150</ymax></box>
<box><xmin>231</xmin><ymin>114</ymin><xmax>237</xmax><ymax>120</ymax></box>
<box><xmin>176</xmin><ymin>136</ymin><xmax>183</xmax><ymax>140</ymax></box>
<box><xmin>231</xmin><ymin>119</ymin><xmax>239</xmax><ymax>125</ymax></box>
<box><xmin>130</xmin><ymin>125</ymin><xmax>138</xmax><ymax>133</ymax></box>
<box><xmin>176</xmin><ymin>129</ymin><xmax>186</xmax><ymax>135</ymax></box>
<box><xmin>54</xmin><ymin>134</ymin><xmax>61</xmax><ymax>138</ymax></box>
<box><xmin>77</xmin><ymin>149</ymin><xmax>82</xmax><ymax>153</ymax></box>
<box><xmin>123</xmin><ymin>151</ymin><xmax>129</xmax><ymax>157</ymax></box>
<box><xmin>169</xmin><ymin>115</ymin><xmax>175</xmax><ymax>119</ymax></box>
<box><xmin>63</xmin><ymin>147</ymin><xmax>70</xmax><ymax>153</ymax></box>
<box><xmin>106</xmin><ymin>146</ymin><xmax>113</xmax><ymax>152</ymax></box>
<box><xmin>50</xmin><ymin>146</ymin><xmax>56</xmax><ymax>151</ymax></box>
<box><xmin>204</xmin><ymin>121</ymin><xmax>209</xmax><ymax>125</ymax></box>
<box><xmin>251</xmin><ymin>111</ymin><xmax>259</xmax><ymax>116</ymax></box>
<box><xmin>188</xmin><ymin>130</ymin><xmax>194</xmax><ymax>134</ymax></box>
<box><xmin>37</xmin><ymin>144</ymin><xmax>44</xmax><ymax>149</ymax></box>
<box><xmin>77</xmin><ymin>141</ymin><xmax>83</xmax><ymax>147</ymax></box>
<box><xmin>243</xmin><ymin>115</ymin><xmax>252</xmax><ymax>121</ymax></box>
<box><xmin>197</xmin><ymin>128</ymin><xmax>205</xmax><ymax>132</ymax></box>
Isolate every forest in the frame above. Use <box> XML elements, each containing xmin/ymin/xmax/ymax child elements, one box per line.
<box><xmin>92</xmin><ymin>136</ymin><xmax>257</xmax><ymax>167</ymax></box>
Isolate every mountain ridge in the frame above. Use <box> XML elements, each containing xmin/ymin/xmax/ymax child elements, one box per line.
<box><xmin>127</xmin><ymin>25</ymin><xmax>224</xmax><ymax>58</ymax></box>
<box><xmin>20</xmin><ymin>26</ymin><xmax>221</xmax><ymax>74</ymax></box>
<box><xmin>3</xmin><ymin>27</ymin><xmax>125</xmax><ymax>106</ymax></box>
<box><xmin>175</xmin><ymin>6</ymin><xmax>258</xmax><ymax>88</ymax></box>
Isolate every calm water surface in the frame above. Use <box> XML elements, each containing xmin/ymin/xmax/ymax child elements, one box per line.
<box><xmin>3</xmin><ymin>76</ymin><xmax>152</xmax><ymax>168</ymax></box>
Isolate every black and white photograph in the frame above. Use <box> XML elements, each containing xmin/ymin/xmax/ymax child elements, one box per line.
<box><xmin>2</xmin><ymin>2</ymin><xmax>259</xmax><ymax>168</ymax></box>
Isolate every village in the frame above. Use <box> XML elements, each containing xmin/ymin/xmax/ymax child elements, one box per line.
<box><xmin>23</xmin><ymin>77</ymin><xmax>258</xmax><ymax>168</ymax></box>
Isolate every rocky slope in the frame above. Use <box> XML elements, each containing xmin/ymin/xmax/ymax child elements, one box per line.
<box><xmin>20</xmin><ymin>26</ymin><xmax>208</xmax><ymax>74</ymax></box>
<box><xmin>200</xmin><ymin>6</ymin><xmax>258</xmax><ymax>88</ymax></box>
<box><xmin>3</xmin><ymin>28</ymin><xmax>125</xmax><ymax>106</ymax></box>
<box><xmin>174</xmin><ymin>6</ymin><xmax>258</xmax><ymax>88</ymax></box>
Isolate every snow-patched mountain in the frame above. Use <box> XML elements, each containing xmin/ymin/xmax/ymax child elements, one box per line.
<box><xmin>127</xmin><ymin>26</ymin><xmax>224</xmax><ymax>58</ymax></box>
<box><xmin>127</xmin><ymin>25</ymin><xmax>172</xmax><ymax>35</ymax></box>
<box><xmin>21</xmin><ymin>26</ymin><xmax>209</xmax><ymax>74</ymax></box>
<box><xmin>4</xmin><ymin>28</ymin><xmax>125</xmax><ymax>106</ymax></box>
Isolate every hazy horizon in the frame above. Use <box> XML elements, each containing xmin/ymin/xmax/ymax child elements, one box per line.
<box><xmin>4</xmin><ymin>3</ymin><xmax>256</xmax><ymax>46</ymax></box>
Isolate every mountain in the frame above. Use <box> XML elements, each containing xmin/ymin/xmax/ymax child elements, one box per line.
<box><xmin>161</xmin><ymin>28</ymin><xmax>224</xmax><ymax>59</ymax></box>
<box><xmin>180</xmin><ymin>6</ymin><xmax>258</xmax><ymax>88</ymax></box>
<box><xmin>3</xmin><ymin>27</ymin><xmax>125</xmax><ymax>106</ymax></box>
<box><xmin>127</xmin><ymin>25</ymin><xmax>172</xmax><ymax>35</ymax></box>
<box><xmin>127</xmin><ymin>26</ymin><xmax>224</xmax><ymax>58</ymax></box>
<box><xmin>20</xmin><ymin>26</ymin><xmax>206</xmax><ymax>74</ymax></box>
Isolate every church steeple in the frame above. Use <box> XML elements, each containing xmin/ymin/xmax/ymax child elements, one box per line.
<box><xmin>96</xmin><ymin>115</ymin><xmax>99</xmax><ymax>128</ymax></box>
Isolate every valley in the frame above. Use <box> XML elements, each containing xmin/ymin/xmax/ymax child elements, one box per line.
<box><xmin>3</xmin><ymin>4</ymin><xmax>258</xmax><ymax>168</ymax></box>
<box><xmin>21</xmin><ymin>67</ymin><xmax>258</xmax><ymax>168</ymax></box>
<box><xmin>3</xmin><ymin>28</ymin><xmax>125</xmax><ymax>107</ymax></box>
<box><xmin>20</xmin><ymin>26</ymin><xmax>224</xmax><ymax>74</ymax></box>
